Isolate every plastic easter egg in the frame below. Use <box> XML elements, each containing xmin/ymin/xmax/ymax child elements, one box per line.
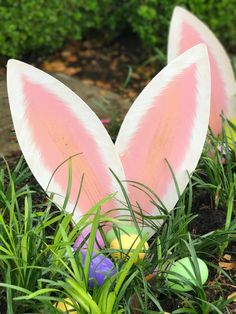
<box><xmin>54</xmin><ymin>298</ymin><xmax>77</xmax><ymax>313</ymax></box>
<box><xmin>167</xmin><ymin>257</ymin><xmax>209</xmax><ymax>292</ymax></box>
<box><xmin>110</xmin><ymin>234</ymin><xmax>149</xmax><ymax>263</ymax></box>
<box><xmin>73</xmin><ymin>229</ymin><xmax>105</xmax><ymax>250</ymax></box>
<box><xmin>106</xmin><ymin>224</ymin><xmax>144</xmax><ymax>243</ymax></box>
<box><xmin>80</xmin><ymin>250</ymin><xmax>116</xmax><ymax>287</ymax></box>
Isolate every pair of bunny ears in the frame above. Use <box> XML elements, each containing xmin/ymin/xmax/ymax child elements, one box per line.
<box><xmin>7</xmin><ymin>7</ymin><xmax>236</xmax><ymax>237</ymax></box>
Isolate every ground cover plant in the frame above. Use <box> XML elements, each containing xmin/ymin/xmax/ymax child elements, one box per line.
<box><xmin>0</xmin><ymin>127</ymin><xmax>235</xmax><ymax>313</ymax></box>
<box><xmin>0</xmin><ymin>1</ymin><xmax>235</xmax><ymax>59</ymax></box>
<box><xmin>0</xmin><ymin>6</ymin><xmax>236</xmax><ymax>314</ymax></box>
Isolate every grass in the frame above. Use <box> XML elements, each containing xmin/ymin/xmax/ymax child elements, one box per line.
<box><xmin>0</xmin><ymin>124</ymin><xmax>235</xmax><ymax>313</ymax></box>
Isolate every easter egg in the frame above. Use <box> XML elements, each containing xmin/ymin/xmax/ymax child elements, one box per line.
<box><xmin>110</xmin><ymin>234</ymin><xmax>149</xmax><ymax>262</ymax></box>
<box><xmin>73</xmin><ymin>229</ymin><xmax>105</xmax><ymax>250</ymax></box>
<box><xmin>54</xmin><ymin>298</ymin><xmax>77</xmax><ymax>313</ymax></box>
<box><xmin>106</xmin><ymin>224</ymin><xmax>145</xmax><ymax>243</ymax></box>
<box><xmin>80</xmin><ymin>250</ymin><xmax>116</xmax><ymax>287</ymax></box>
<box><xmin>167</xmin><ymin>257</ymin><xmax>209</xmax><ymax>292</ymax></box>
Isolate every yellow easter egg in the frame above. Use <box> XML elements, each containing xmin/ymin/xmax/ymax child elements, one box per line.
<box><xmin>225</xmin><ymin>118</ymin><xmax>236</xmax><ymax>149</ymax></box>
<box><xmin>54</xmin><ymin>298</ymin><xmax>77</xmax><ymax>313</ymax></box>
<box><xmin>110</xmin><ymin>234</ymin><xmax>149</xmax><ymax>263</ymax></box>
<box><xmin>106</xmin><ymin>224</ymin><xmax>140</xmax><ymax>243</ymax></box>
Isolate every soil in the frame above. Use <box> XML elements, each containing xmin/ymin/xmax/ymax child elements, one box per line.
<box><xmin>1</xmin><ymin>34</ymin><xmax>236</xmax><ymax>313</ymax></box>
<box><xmin>37</xmin><ymin>33</ymin><xmax>164</xmax><ymax>104</ymax></box>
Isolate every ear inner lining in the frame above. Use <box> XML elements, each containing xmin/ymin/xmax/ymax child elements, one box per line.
<box><xmin>179</xmin><ymin>21</ymin><xmax>227</xmax><ymax>134</ymax></box>
<box><xmin>23</xmin><ymin>76</ymin><xmax>119</xmax><ymax>215</ymax></box>
<box><xmin>118</xmin><ymin>64</ymin><xmax>198</xmax><ymax>215</ymax></box>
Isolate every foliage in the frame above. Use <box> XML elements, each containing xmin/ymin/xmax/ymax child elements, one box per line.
<box><xmin>0</xmin><ymin>1</ymin><xmax>82</xmax><ymax>57</ymax></box>
<box><xmin>137</xmin><ymin>0</ymin><xmax>236</xmax><ymax>53</ymax></box>
<box><xmin>0</xmin><ymin>157</ymin><xmax>151</xmax><ymax>313</ymax></box>
<box><xmin>0</xmin><ymin>135</ymin><xmax>235</xmax><ymax>313</ymax></box>
<box><xmin>0</xmin><ymin>0</ymin><xmax>235</xmax><ymax>58</ymax></box>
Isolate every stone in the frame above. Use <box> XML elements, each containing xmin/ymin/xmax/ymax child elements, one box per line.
<box><xmin>0</xmin><ymin>72</ymin><xmax>130</xmax><ymax>156</ymax></box>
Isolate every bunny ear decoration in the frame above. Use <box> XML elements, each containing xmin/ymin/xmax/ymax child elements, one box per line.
<box><xmin>168</xmin><ymin>6</ymin><xmax>236</xmax><ymax>135</ymax></box>
<box><xmin>7</xmin><ymin>60</ymin><xmax>126</xmax><ymax>222</ymax></box>
<box><xmin>116</xmin><ymin>44</ymin><xmax>210</xmax><ymax>219</ymax></box>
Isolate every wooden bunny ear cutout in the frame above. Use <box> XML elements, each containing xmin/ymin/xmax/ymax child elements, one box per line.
<box><xmin>115</xmin><ymin>44</ymin><xmax>211</xmax><ymax>225</ymax></box>
<box><xmin>7</xmin><ymin>59</ymin><xmax>126</xmax><ymax>222</ymax></box>
<box><xmin>168</xmin><ymin>6</ymin><xmax>236</xmax><ymax>135</ymax></box>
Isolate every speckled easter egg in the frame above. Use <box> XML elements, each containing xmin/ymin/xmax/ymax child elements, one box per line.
<box><xmin>80</xmin><ymin>250</ymin><xmax>116</xmax><ymax>287</ymax></box>
<box><xmin>167</xmin><ymin>257</ymin><xmax>209</xmax><ymax>292</ymax></box>
<box><xmin>106</xmin><ymin>224</ymin><xmax>144</xmax><ymax>243</ymax></box>
<box><xmin>110</xmin><ymin>234</ymin><xmax>149</xmax><ymax>262</ymax></box>
<box><xmin>54</xmin><ymin>298</ymin><xmax>77</xmax><ymax>313</ymax></box>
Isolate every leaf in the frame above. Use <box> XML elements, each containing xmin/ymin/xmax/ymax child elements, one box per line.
<box><xmin>223</xmin><ymin>254</ymin><xmax>232</xmax><ymax>261</ymax></box>
<box><xmin>227</xmin><ymin>291</ymin><xmax>236</xmax><ymax>302</ymax></box>
<box><xmin>145</xmin><ymin>272</ymin><xmax>157</xmax><ymax>282</ymax></box>
<box><xmin>66</xmin><ymin>55</ymin><xmax>77</xmax><ymax>62</ymax></box>
<box><xmin>219</xmin><ymin>261</ymin><xmax>236</xmax><ymax>270</ymax></box>
<box><xmin>42</xmin><ymin>60</ymin><xmax>66</xmax><ymax>72</ymax></box>
<box><xmin>63</xmin><ymin>67</ymin><xmax>81</xmax><ymax>76</ymax></box>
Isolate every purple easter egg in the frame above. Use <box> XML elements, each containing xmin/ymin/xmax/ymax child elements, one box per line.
<box><xmin>80</xmin><ymin>250</ymin><xmax>116</xmax><ymax>287</ymax></box>
<box><xmin>73</xmin><ymin>228</ymin><xmax>105</xmax><ymax>250</ymax></box>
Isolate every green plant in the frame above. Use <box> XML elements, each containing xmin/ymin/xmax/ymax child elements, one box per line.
<box><xmin>0</xmin><ymin>153</ymin><xmax>235</xmax><ymax>313</ymax></box>
<box><xmin>0</xmin><ymin>1</ymin><xmax>82</xmax><ymax>57</ymax></box>
<box><xmin>193</xmin><ymin>126</ymin><xmax>236</xmax><ymax>211</ymax></box>
<box><xmin>102</xmin><ymin>0</ymin><xmax>236</xmax><ymax>54</ymax></box>
<box><xmin>1</xmin><ymin>1</ymin><xmax>235</xmax><ymax>58</ymax></box>
<box><xmin>0</xmin><ymin>159</ymin><xmax>151</xmax><ymax>313</ymax></box>
<box><xmin>0</xmin><ymin>156</ymin><xmax>32</xmax><ymax>208</ymax></box>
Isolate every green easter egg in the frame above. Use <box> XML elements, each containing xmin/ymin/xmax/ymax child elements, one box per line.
<box><xmin>167</xmin><ymin>257</ymin><xmax>208</xmax><ymax>292</ymax></box>
<box><xmin>106</xmin><ymin>224</ymin><xmax>140</xmax><ymax>243</ymax></box>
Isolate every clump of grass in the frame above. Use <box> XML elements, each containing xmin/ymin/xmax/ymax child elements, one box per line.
<box><xmin>0</xmin><ymin>157</ymin><xmax>152</xmax><ymax>313</ymax></box>
<box><xmin>194</xmin><ymin>133</ymin><xmax>235</xmax><ymax>209</ymax></box>
<box><xmin>0</xmin><ymin>128</ymin><xmax>235</xmax><ymax>314</ymax></box>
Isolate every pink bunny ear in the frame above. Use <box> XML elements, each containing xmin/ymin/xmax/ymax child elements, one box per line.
<box><xmin>115</xmin><ymin>44</ymin><xmax>210</xmax><ymax>220</ymax></box>
<box><xmin>7</xmin><ymin>60</ymin><xmax>126</xmax><ymax>222</ymax></box>
<box><xmin>168</xmin><ymin>6</ymin><xmax>236</xmax><ymax>135</ymax></box>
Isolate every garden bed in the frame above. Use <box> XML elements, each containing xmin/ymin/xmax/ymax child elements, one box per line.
<box><xmin>0</xmin><ymin>32</ymin><xmax>236</xmax><ymax>313</ymax></box>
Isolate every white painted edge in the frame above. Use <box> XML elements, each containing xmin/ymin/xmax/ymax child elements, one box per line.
<box><xmin>7</xmin><ymin>59</ymin><xmax>126</xmax><ymax>221</ymax></box>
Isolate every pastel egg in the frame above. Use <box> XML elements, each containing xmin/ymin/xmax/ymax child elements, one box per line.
<box><xmin>73</xmin><ymin>229</ymin><xmax>105</xmax><ymax>250</ymax></box>
<box><xmin>54</xmin><ymin>298</ymin><xmax>77</xmax><ymax>313</ymax></box>
<box><xmin>106</xmin><ymin>224</ymin><xmax>144</xmax><ymax>243</ymax></box>
<box><xmin>80</xmin><ymin>250</ymin><xmax>116</xmax><ymax>287</ymax></box>
<box><xmin>110</xmin><ymin>234</ymin><xmax>149</xmax><ymax>262</ymax></box>
<box><xmin>167</xmin><ymin>257</ymin><xmax>209</xmax><ymax>292</ymax></box>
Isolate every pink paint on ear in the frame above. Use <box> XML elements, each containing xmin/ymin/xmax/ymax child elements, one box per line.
<box><xmin>23</xmin><ymin>77</ymin><xmax>118</xmax><ymax>216</ymax></box>
<box><xmin>178</xmin><ymin>22</ymin><xmax>226</xmax><ymax>134</ymax></box>
<box><xmin>118</xmin><ymin>65</ymin><xmax>197</xmax><ymax>215</ymax></box>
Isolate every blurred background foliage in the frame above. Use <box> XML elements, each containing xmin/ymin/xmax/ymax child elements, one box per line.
<box><xmin>0</xmin><ymin>0</ymin><xmax>235</xmax><ymax>58</ymax></box>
